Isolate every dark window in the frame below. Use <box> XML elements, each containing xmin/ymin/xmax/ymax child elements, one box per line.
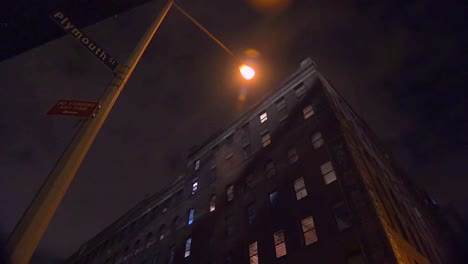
<box><xmin>247</xmin><ymin>204</ymin><xmax>256</xmax><ymax>225</ymax></box>
<box><xmin>159</xmin><ymin>225</ymin><xmax>167</xmax><ymax>240</ymax></box>
<box><xmin>294</xmin><ymin>83</ymin><xmax>306</xmax><ymax>97</ymax></box>
<box><xmin>209</xmin><ymin>166</ymin><xmax>217</xmax><ymax>182</ymax></box>
<box><xmin>265</xmin><ymin>160</ymin><xmax>275</xmax><ymax>178</ymax></box>
<box><xmin>288</xmin><ymin>147</ymin><xmax>298</xmax><ymax>164</ymax></box>
<box><xmin>225</xmin><ymin>134</ymin><xmax>234</xmax><ymax>144</ymax></box>
<box><xmin>346</xmin><ymin>251</ymin><xmax>365</xmax><ymax>264</ymax></box>
<box><xmin>172</xmin><ymin>216</ymin><xmax>180</xmax><ymax>231</ymax></box>
<box><xmin>168</xmin><ymin>245</ymin><xmax>175</xmax><ymax>264</ymax></box>
<box><xmin>333</xmin><ymin>202</ymin><xmax>352</xmax><ymax>230</ymax></box>
<box><xmin>261</xmin><ymin>132</ymin><xmax>271</xmax><ymax>147</ymax></box>
<box><xmin>226</xmin><ymin>215</ymin><xmax>234</xmax><ymax>236</ymax></box>
<box><xmin>226</xmin><ymin>184</ymin><xmax>234</xmax><ymax>202</ymax></box>
<box><xmin>243</xmin><ymin>144</ymin><xmax>252</xmax><ymax>160</ymax></box>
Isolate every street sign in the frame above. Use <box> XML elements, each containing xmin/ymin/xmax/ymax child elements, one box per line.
<box><xmin>47</xmin><ymin>100</ymin><xmax>100</xmax><ymax>118</ymax></box>
<box><xmin>50</xmin><ymin>11</ymin><xmax>119</xmax><ymax>72</ymax></box>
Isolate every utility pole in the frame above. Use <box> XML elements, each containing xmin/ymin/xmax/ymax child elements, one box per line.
<box><xmin>5</xmin><ymin>1</ymin><xmax>174</xmax><ymax>263</ymax></box>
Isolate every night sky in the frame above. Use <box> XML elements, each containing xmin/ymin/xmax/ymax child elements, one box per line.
<box><xmin>0</xmin><ymin>0</ymin><xmax>466</xmax><ymax>262</ymax></box>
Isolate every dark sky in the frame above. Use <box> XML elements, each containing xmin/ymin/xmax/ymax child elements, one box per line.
<box><xmin>0</xmin><ymin>0</ymin><xmax>466</xmax><ymax>262</ymax></box>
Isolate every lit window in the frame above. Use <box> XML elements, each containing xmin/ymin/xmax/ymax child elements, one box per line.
<box><xmin>247</xmin><ymin>204</ymin><xmax>256</xmax><ymax>225</ymax></box>
<box><xmin>273</xmin><ymin>230</ymin><xmax>287</xmax><ymax>258</ymax></box>
<box><xmin>261</xmin><ymin>132</ymin><xmax>271</xmax><ymax>147</ymax></box>
<box><xmin>209</xmin><ymin>195</ymin><xmax>216</xmax><ymax>212</ymax></box>
<box><xmin>226</xmin><ymin>184</ymin><xmax>234</xmax><ymax>202</ymax></box>
<box><xmin>265</xmin><ymin>160</ymin><xmax>275</xmax><ymax>178</ymax></box>
<box><xmin>226</xmin><ymin>214</ymin><xmax>234</xmax><ymax>236</ymax></box>
<box><xmin>311</xmin><ymin>132</ymin><xmax>324</xmax><ymax>149</ymax></box>
<box><xmin>168</xmin><ymin>245</ymin><xmax>175</xmax><ymax>264</ymax></box>
<box><xmin>303</xmin><ymin>105</ymin><xmax>314</xmax><ymax>119</ymax></box>
<box><xmin>301</xmin><ymin>216</ymin><xmax>318</xmax><ymax>245</ymax></box>
<box><xmin>320</xmin><ymin>161</ymin><xmax>337</xmax><ymax>184</ymax></box>
<box><xmin>294</xmin><ymin>83</ymin><xmax>306</xmax><ymax>97</ymax></box>
<box><xmin>249</xmin><ymin>242</ymin><xmax>259</xmax><ymax>264</ymax></box>
<box><xmin>194</xmin><ymin>159</ymin><xmax>200</xmax><ymax>171</ymax></box>
<box><xmin>294</xmin><ymin>177</ymin><xmax>308</xmax><ymax>200</ymax></box>
<box><xmin>259</xmin><ymin>111</ymin><xmax>268</xmax><ymax>123</ymax></box>
<box><xmin>187</xmin><ymin>208</ymin><xmax>195</xmax><ymax>225</ymax></box>
<box><xmin>184</xmin><ymin>238</ymin><xmax>192</xmax><ymax>258</ymax></box>
<box><xmin>269</xmin><ymin>191</ymin><xmax>279</xmax><ymax>208</ymax></box>
<box><xmin>333</xmin><ymin>202</ymin><xmax>352</xmax><ymax>230</ymax></box>
<box><xmin>191</xmin><ymin>181</ymin><xmax>198</xmax><ymax>195</ymax></box>
<box><xmin>288</xmin><ymin>147</ymin><xmax>298</xmax><ymax>164</ymax></box>
<box><xmin>243</xmin><ymin>144</ymin><xmax>252</xmax><ymax>160</ymax></box>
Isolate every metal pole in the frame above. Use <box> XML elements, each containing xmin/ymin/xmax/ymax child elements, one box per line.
<box><xmin>5</xmin><ymin>1</ymin><xmax>173</xmax><ymax>263</ymax></box>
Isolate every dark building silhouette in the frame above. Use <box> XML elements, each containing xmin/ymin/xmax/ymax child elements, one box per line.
<box><xmin>66</xmin><ymin>58</ymin><xmax>455</xmax><ymax>264</ymax></box>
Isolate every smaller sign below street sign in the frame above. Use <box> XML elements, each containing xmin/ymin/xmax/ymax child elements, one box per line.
<box><xmin>47</xmin><ymin>100</ymin><xmax>100</xmax><ymax>118</ymax></box>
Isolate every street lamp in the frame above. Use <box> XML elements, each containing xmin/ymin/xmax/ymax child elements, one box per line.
<box><xmin>239</xmin><ymin>64</ymin><xmax>255</xmax><ymax>80</ymax></box>
<box><xmin>5</xmin><ymin>1</ymin><xmax>255</xmax><ymax>263</ymax></box>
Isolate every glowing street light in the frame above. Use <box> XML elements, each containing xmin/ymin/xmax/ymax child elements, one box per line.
<box><xmin>239</xmin><ymin>64</ymin><xmax>255</xmax><ymax>80</ymax></box>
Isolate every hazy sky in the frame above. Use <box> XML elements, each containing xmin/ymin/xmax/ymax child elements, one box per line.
<box><xmin>0</xmin><ymin>0</ymin><xmax>466</xmax><ymax>262</ymax></box>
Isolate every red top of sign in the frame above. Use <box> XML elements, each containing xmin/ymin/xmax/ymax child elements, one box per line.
<box><xmin>47</xmin><ymin>100</ymin><xmax>100</xmax><ymax>118</ymax></box>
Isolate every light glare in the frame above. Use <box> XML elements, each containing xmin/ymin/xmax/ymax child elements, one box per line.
<box><xmin>239</xmin><ymin>64</ymin><xmax>255</xmax><ymax>80</ymax></box>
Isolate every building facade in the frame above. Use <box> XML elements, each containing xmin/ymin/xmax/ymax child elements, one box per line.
<box><xmin>66</xmin><ymin>58</ymin><xmax>452</xmax><ymax>264</ymax></box>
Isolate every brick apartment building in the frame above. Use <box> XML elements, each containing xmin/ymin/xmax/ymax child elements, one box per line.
<box><xmin>66</xmin><ymin>58</ymin><xmax>453</xmax><ymax>264</ymax></box>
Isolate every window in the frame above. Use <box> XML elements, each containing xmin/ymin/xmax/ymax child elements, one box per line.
<box><xmin>171</xmin><ymin>216</ymin><xmax>180</xmax><ymax>231</ymax></box>
<box><xmin>209</xmin><ymin>166</ymin><xmax>217</xmax><ymax>182</ymax></box>
<box><xmin>301</xmin><ymin>216</ymin><xmax>318</xmax><ymax>245</ymax></box>
<box><xmin>294</xmin><ymin>83</ymin><xmax>306</xmax><ymax>97</ymax></box>
<box><xmin>187</xmin><ymin>208</ymin><xmax>195</xmax><ymax>225</ymax></box>
<box><xmin>346</xmin><ymin>251</ymin><xmax>365</xmax><ymax>264</ymax></box>
<box><xmin>241</xmin><ymin>123</ymin><xmax>250</xmax><ymax>140</ymax></box>
<box><xmin>261</xmin><ymin>132</ymin><xmax>271</xmax><ymax>147</ymax></box>
<box><xmin>226</xmin><ymin>184</ymin><xmax>234</xmax><ymax>202</ymax></box>
<box><xmin>288</xmin><ymin>147</ymin><xmax>298</xmax><ymax>164</ymax></box>
<box><xmin>249</xmin><ymin>242</ymin><xmax>259</xmax><ymax>264</ymax></box>
<box><xmin>184</xmin><ymin>238</ymin><xmax>192</xmax><ymax>258</ymax></box>
<box><xmin>168</xmin><ymin>245</ymin><xmax>175</xmax><ymax>264</ymax></box>
<box><xmin>259</xmin><ymin>111</ymin><xmax>268</xmax><ymax>123</ymax></box>
<box><xmin>333</xmin><ymin>202</ymin><xmax>352</xmax><ymax>230</ymax></box>
<box><xmin>273</xmin><ymin>230</ymin><xmax>287</xmax><ymax>258</ymax></box>
<box><xmin>243</xmin><ymin>144</ymin><xmax>252</xmax><ymax>160</ymax></box>
<box><xmin>269</xmin><ymin>191</ymin><xmax>279</xmax><ymax>208</ymax></box>
<box><xmin>226</xmin><ymin>214</ymin><xmax>234</xmax><ymax>236</ymax></box>
<box><xmin>247</xmin><ymin>173</ymin><xmax>257</xmax><ymax>188</ymax></box>
<box><xmin>194</xmin><ymin>159</ymin><xmax>200</xmax><ymax>171</ymax></box>
<box><xmin>225</xmin><ymin>134</ymin><xmax>234</xmax><ymax>144</ymax></box>
<box><xmin>134</xmin><ymin>240</ymin><xmax>141</xmax><ymax>255</ymax></box>
<box><xmin>320</xmin><ymin>161</ymin><xmax>337</xmax><ymax>184</ymax></box>
<box><xmin>311</xmin><ymin>132</ymin><xmax>324</xmax><ymax>149</ymax></box>
<box><xmin>226</xmin><ymin>153</ymin><xmax>233</xmax><ymax>170</ymax></box>
<box><xmin>303</xmin><ymin>105</ymin><xmax>314</xmax><ymax>119</ymax></box>
<box><xmin>247</xmin><ymin>204</ymin><xmax>256</xmax><ymax>225</ymax></box>
<box><xmin>265</xmin><ymin>160</ymin><xmax>275</xmax><ymax>178</ymax></box>
<box><xmin>146</xmin><ymin>232</ymin><xmax>153</xmax><ymax>248</ymax></box>
<box><xmin>191</xmin><ymin>181</ymin><xmax>198</xmax><ymax>195</ymax></box>
<box><xmin>159</xmin><ymin>225</ymin><xmax>167</xmax><ymax>240</ymax></box>
<box><xmin>294</xmin><ymin>177</ymin><xmax>308</xmax><ymax>200</ymax></box>
<box><xmin>276</xmin><ymin>97</ymin><xmax>286</xmax><ymax>110</ymax></box>
<box><xmin>209</xmin><ymin>195</ymin><xmax>216</xmax><ymax>212</ymax></box>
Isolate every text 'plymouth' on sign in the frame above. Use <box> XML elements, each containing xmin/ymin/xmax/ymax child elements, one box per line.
<box><xmin>50</xmin><ymin>11</ymin><xmax>119</xmax><ymax>71</ymax></box>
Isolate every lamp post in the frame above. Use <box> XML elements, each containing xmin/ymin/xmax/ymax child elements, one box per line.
<box><xmin>5</xmin><ymin>1</ymin><xmax>254</xmax><ymax>263</ymax></box>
